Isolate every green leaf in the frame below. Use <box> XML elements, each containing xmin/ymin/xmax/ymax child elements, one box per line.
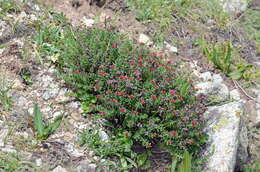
<box><xmin>42</xmin><ymin>114</ymin><xmax>63</xmax><ymax>139</ymax></box>
<box><xmin>33</xmin><ymin>104</ymin><xmax>44</xmax><ymax>137</ymax></box>
<box><xmin>170</xmin><ymin>159</ymin><xmax>177</xmax><ymax>172</ymax></box>
<box><xmin>178</xmin><ymin>151</ymin><xmax>192</xmax><ymax>172</ymax></box>
<box><xmin>137</xmin><ymin>153</ymin><xmax>148</xmax><ymax>166</ymax></box>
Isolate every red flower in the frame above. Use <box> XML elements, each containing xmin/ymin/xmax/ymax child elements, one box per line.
<box><xmin>96</xmin><ymin>95</ymin><xmax>101</xmax><ymax>99</ymax></box>
<box><xmin>151</xmin><ymin>95</ymin><xmax>157</xmax><ymax>100</ymax></box>
<box><xmin>98</xmin><ymin>70</ymin><xmax>106</xmax><ymax>76</ymax></box>
<box><xmin>150</xmin><ymin>80</ymin><xmax>156</xmax><ymax>84</ymax></box>
<box><xmin>109</xmin><ymin>65</ymin><xmax>115</xmax><ymax>69</ymax></box>
<box><xmin>149</xmin><ymin>68</ymin><xmax>156</xmax><ymax>71</ymax></box>
<box><xmin>140</xmin><ymin>99</ymin><xmax>145</xmax><ymax>104</ymax></box>
<box><xmin>192</xmin><ymin>121</ymin><xmax>197</xmax><ymax>127</ymax></box>
<box><xmin>94</xmin><ymin>84</ymin><xmax>100</xmax><ymax>89</ymax></box>
<box><xmin>88</xmin><ymin>104</ymin><xmax>95</xmax><ymax>108</ymax></box>
<box><xmin>169</xmin><ymin>90</ymin><xmax>175</xmax><ymax>95</ymax></box>
<box><xmin>119</xmin><ymin>108</ymin><xmax>126</xmax><ymax>113</ymax></box>
<box><xmin>111</xmin><ymin>44</ymin><xmax>117</xmax><ymax>48</ymax></box>
<box><xmin>138</xmin><ymin>63</ymin><xmax>142</xmax><ymax>67</ymax></box>
<box><xmin>115</xmin><ymin>91</ymin><xmax>125</xmax><ymax>96</ymax></box>
<box><xmin>157</xmin><ymin>54</ymin><xmax>164</xmax><ymax>59</ymax></box>
<box><xmin>169</xmin><ymin>131</ymin><xmax>178</xmax><ymax>136</ymax></box>
<box><xmin>170</xmin><ymin>99</ymin><xmax>176</xmax><ymax>103</ymax></box>
<box><xmin>119</xmin><ymin>75</ymin><xmax>128</xmax><ymax>80</ymax></box>
<box><xmin>138</xmin><ymin>57</ymin><xmax>143</xmax><ymax>62</ymax></box>
<box><xmin>133</xmin><ymin>69</ymin><xmax>139</xmax><ymax>74</ymax></box>
<box><xmin>154</xmin><ymin>85</ymin><xmax>159</xmax><ymax>89</ymax></box>
<box><xmin>132</xmin><ymin>111</ymin><xmax>139</xmax><ymax>115</ymax></box>
<box><xmin>130</xmin><ymin>61</ymin><xmax>136</xmax><ymax>66</ymax></box>
<box><xmin>111</xmin><ymin>99</ymin><xmax>118</xmax><ymax>103</ymax></box>
<box><xmin>172</xmin><ymin>110</ymin><xmax>178</xmax><ymax>115</ymax></box>
<box><xmin>124</xmin><ymin>132</ymin><xmax>129</xmax><ymax>137</ymax></box>
<box><xmin>162</xmin><ymin>90</ymin><xmax>166</xmax><ymax>94</ymax></box>
<box><xmin>167</xmin><ymin>140</ymin><xmax>173</xmax><ymax>145</ymax></box>
<box><xmin>128</xmin><ymin>95</ymin><xmax>135</xmax><ymax>99</ymax></box>
<box><xmin>99</xmin><ymin>111</ymin><xmax>106</xmax><ymax>115</ymax></box>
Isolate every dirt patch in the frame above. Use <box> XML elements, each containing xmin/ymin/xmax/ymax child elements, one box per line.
<box><xmin>42</xmin><ymin>0</ymin><xmax>146</xmax><ymax>39</ymax></box>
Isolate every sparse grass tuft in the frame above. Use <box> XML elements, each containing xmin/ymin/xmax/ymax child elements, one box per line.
<box><xmin>0</xmin><ymin>151</ymin><xmax>38</xmax><ymax>172</ymax></box>
<box><xmin>0</xmin><ymin>71</ymin><xmax>13</xmax><ymax>111</ymax></box>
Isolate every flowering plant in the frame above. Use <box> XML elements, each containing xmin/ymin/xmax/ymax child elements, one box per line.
<box><xmin>36</xmin><ymin>25</ymin><xmax>207</xmax><ymax>158</ymax></box>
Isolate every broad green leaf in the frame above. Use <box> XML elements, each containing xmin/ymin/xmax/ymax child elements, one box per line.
<box><xmin>33</xmin><ymin>104</ymin><xmax>44</xmax><ymax>137</ymax></box>
<box><xmin>170</xmin><ymin>159</ymin><xmax>177</xmax><ymax>172</ymax></box>
<box><xmin>137</xmin><ymin>153</ymin><xmax>148</xmax><ymax>166</ymax></box>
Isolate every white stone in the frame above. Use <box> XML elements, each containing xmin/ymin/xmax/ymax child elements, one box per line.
<box><xmin>30</xmin><ymin>14</ymin><xmax>38</xmax><ymax>21</ymax></box>
<box><xmin>256</xmin><ymin>91</ymin><xmax>260</xmax><ymax>126</ymax></box>
<box><xmin>52</xmin><ymin>165</ymin><xmax>67</xmax><ymax>172</ymax></box>
<box><xmin>200</xmin><ymin>72</ymin><xmax>212</xmax><ymax>81</ymax></box>
<box><xmin>35</xmin><ymin>158</ymin><xmax>42</xmax><ymax>166</ymax></box>
<box><xmin>99</xmin><ymin>130</ymin><xmax>109</xmax><ymax>142</ymax></box>
<box><xmin>230</xmin><ymin>89</ymin><xmax>240</xmax><ymax>101</ymax></box>
<box><xmin>164</xmin><ymin>42</ymin><xmax>178</xmax><ymax>53</ymax></box>
<box><xmin>82</xmin><ymin>17</ymin><xmax>95</xmax><ymax>27</ymax></box>
<box><xmin>138</xmin><ymin>34</ymin><xmax>152</xmax><ymax>46</ymax></box>
<box><xmin>0</xmin><ymin>128</ymin><xmax>8</xmax><ymax>147</ymax></box>
<box><xmin>203</xmin><ymin>101</ymin><xmax>244</xmax><ymax>172</ymax></box>
<box><xmin>212</xmin><ymin>74</ymin><xmax>223</xmax><ymax>84</ymax></box>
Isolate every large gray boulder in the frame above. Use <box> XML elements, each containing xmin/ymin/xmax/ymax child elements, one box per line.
<box><xmin>203</xmin><ymin>101</ymin><xmax>244</xmax><ymax>172</ymax></box>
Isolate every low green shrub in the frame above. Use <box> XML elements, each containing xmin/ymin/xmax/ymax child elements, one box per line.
<box><xmin>34</xmin><ymin>13</ymin><xmax>208</xmax><ymax>169</ymax></box>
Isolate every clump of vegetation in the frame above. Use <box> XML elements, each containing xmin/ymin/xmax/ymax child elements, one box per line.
<box><xmin>34</xmin><ymin>13</ymin><xmax>208</xmax><ymax>170</ymax></box>
<box><xmin>32</xmin><ymin>104</ymin><xmax>63</xmax><ymax>140</ymax></box>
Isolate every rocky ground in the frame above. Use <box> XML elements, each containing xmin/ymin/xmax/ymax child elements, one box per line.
<box><xmin>0</xmin><ymin>0</ymin><xmax>259</xmax><ymax>172</ymax></box>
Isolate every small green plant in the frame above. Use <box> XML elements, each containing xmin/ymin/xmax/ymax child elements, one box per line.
<box><xmin>33</xmin><ymin>104</ymin><xmax>63</xmax><ymax>140</ymax></box>
<box><xmin>19</xmin><ymin>68</ymin><xmax>33</xmax><ymax>85</ymax></box>
<box><xmin>200</xmin><ymin>40</ymin><xmax>260</xmax><ymax>82</ymax></box>
<box><xmin>203</xmin><ymin>41</ymin><xmax>232</xmax><ymax>75</ymax></box>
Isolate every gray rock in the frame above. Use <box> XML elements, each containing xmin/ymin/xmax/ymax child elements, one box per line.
<box><xmin>51</xmin><ymin>165</ymin><xmax>67</xmax><ymax>172</ymax></box>
<box><xmin>76</xmin><ymin>161</ymin><xmax>97</xmax><ymax>172</ymax></box>
<box><xmin>236</xmin><ymin>122</ymin><xmax>249</xmax><ymax>168</ymax></box>
<box><xmin>219</xmin><ymin>0</ymin><xmax>248</xmax><ymax>14</ymax></box>
<box><xmin>230</xmin><ymin>89</ymin><xmax>241</xmax><ymax>101</ymax></box>
<box><xmin>196</xmin><ymin>82</ymin><xmax>229</xmax><ymax>102</ymax></box>
<box><xmin>203</xmin><ymin>101</ymin><xmax>244</xmax><ymax>172</ymax></box>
